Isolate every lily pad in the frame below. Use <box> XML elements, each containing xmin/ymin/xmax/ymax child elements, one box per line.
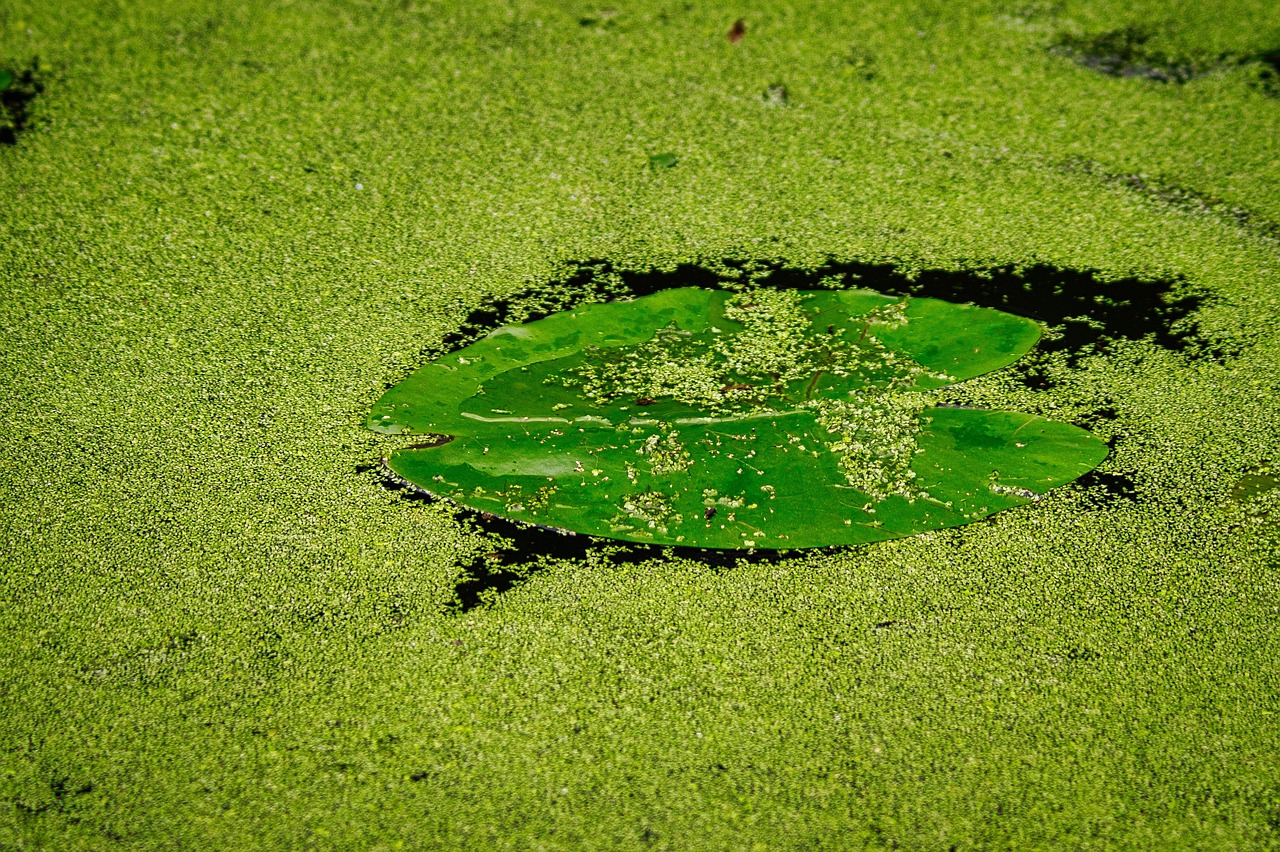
<box><xmin>368</xmin><ymin>287</ymin><xmax>1107</xmax><ymax>549</ymax></box>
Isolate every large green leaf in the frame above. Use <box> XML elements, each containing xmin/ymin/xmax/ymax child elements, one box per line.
<box><xmin>368</xmin><ymin>287</ymin><xmax>1107</xmax><ymax>549</ymax></box>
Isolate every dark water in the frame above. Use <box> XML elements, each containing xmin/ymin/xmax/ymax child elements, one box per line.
<box><xmin>0</xmin><ymin>61</ymin><xmax>44</xmax><ymax>146</ymax></box>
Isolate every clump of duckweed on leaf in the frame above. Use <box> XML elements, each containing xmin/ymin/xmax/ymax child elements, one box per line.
<box><xmin>636</xmin><ymin>431</ymin><xmax>693</xmax><ymax>476</ymax></box>
<box><xmin>553</xmin><ymin>290</ymin><xmax>945</xmax><ymax>419</ymax></box>
<box><xmin>807</xmin><ymin>391</ymin><xmax>933</xmax><ymax>501</ymax></box>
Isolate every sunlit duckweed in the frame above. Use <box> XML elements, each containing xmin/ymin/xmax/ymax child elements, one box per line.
<box><xmin>5</xmin><ymin>0</ymin><xmax>1280</xmax><ymax>845</ymax></box>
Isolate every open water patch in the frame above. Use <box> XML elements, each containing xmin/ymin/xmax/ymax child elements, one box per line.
<box><xmin>0</xmin><ymin>60</ymin><xmax>44</xmax><ymax>146</ymax></box>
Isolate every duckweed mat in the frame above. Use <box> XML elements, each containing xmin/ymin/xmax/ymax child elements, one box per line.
<box><xmin>3</xmin><ymin>0</ymin><xmax>1280</xmax><ymax>847</ymax></box>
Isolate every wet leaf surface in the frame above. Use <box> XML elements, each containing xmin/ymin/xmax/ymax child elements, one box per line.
<box><xmin>370</xmin><ymin>287</ymin><xmax>1107</xmax><ymax>548</ymax></box>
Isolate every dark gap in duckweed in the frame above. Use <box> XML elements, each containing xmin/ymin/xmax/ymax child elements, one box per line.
<box><xmin>13</xmin><ymin>775</ymin><xmax>94</xmax><ymax>818</ymax></box>
<box><xmin>1050</xmin><ymin>29</ymin><xmax>1280</xmax><ymax>97</ymax></box>
<box><xmin>1261</xmin><ymin>48</ymin><xmax>1280</xmax><ymax>76</ymax></box>
<box><xmin>1239</xmin><ymin>46</ymin><xmax>1280</xmax><ymax>96</ymax></box>
<box><xmin>0</xmin><ymin>60</ymin><xmax>45</xmax><ymax>146</ymax></box>
<box><xmin>1228</xmin><ymin>462</ymin><xmax>1280</xmax><ymax>536</ymax></box>
<box><xmin>1074</xmin><ymin>469</ymin><xmax>1138</xmax><ymax>502</ymax></box>
<box><xmin>379</xmin><ymin>257</ymin><xmax>1220</xmax><ymax>610</ymax></box>
<box><xmin>1049</xmin><ymin>27</ymin><xmax>1218</xmax><ymax>83</ymax></box>
<box><xmin>1068</xmin><ymin>427</ymin><xmax>1139</xmax><ymax>503</ymax></box>
<box><xmin>578</xmin><ymin>10</ymin><xmax>618</xmax><ymax>28</ymax></box>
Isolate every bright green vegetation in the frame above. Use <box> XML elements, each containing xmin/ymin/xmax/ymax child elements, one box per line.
<box><xmin>3</xmin><ymin>0</ymin><xmax>1280</xmax><ymax>847</ymax></box>
<box><xmin>375</xmin><ymin>287</ymin><xmax>1105</xmax><ymax>547</ymax></box>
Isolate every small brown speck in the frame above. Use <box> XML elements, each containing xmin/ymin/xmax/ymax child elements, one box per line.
<box><xmin>727</xmin><ymin>18</ymin><xmax>745</xmax><ymax>43</ymax></box>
